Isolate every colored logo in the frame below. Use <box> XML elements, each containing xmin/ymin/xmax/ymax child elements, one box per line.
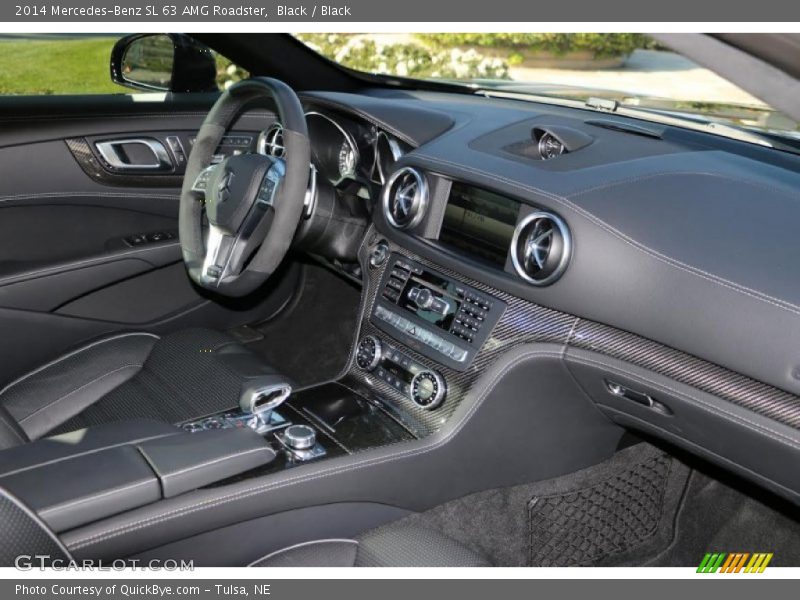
<box><xmin>697</xmin><ymin>552</ymin><xmax>773</xmax><ymax>573</ymax></box>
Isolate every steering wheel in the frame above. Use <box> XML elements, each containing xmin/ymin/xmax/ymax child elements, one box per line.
<box><xmin>179</xmin><ymin>77</ymin><xmax>310</xmax><ymax>297</ymax></box>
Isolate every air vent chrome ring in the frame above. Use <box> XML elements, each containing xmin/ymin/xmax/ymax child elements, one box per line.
<box><xmin>510</xmin><ymin>211</ymin><xmax>572</xmax><ymax>286</ymax></box>
<box><xmin>257</xmin><ymin>123</ymin><xmax>285</xmax><ymax>158</ymax></box>
<box><xmin>381</xmin><ymin>166</ymin><xmax>429</xmax><ymax>230</ymax></box>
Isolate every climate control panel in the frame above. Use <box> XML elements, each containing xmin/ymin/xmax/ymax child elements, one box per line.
<box><xmin>356</xmin><ymin>335</ymin><xmax>447</xmax><ymax>410</ymax></box>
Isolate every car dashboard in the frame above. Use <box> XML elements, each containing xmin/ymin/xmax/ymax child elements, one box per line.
<box><xmin>273</xmin><ymin>88</ymin><xmax>800</xmax><ymax>502</ymax></box>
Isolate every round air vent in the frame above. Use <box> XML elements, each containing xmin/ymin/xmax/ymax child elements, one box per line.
<box><xmin>510</xmin><ymin>211</ymin><xmax>572</xmax><ymax>285</ymax></box>
<box><xmin>381</xmin><ymin>167</ymin><xmax>429</xmax><ymax>230</ymax></box>
<box><xmin>257</xmin><ymin>123</ymin><xmax>285</xmax><ymax>158</ymax></box>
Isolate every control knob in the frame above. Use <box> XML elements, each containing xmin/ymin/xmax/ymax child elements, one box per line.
<box><xmin>369</xmin><ymin>241</ymin><xmax>390</xmax><ymax>268</ymax></box>
<box><xmin>408</xmin><ymin>286</ymin><xmax>448</xmax><ymax>315</ymax></box>
<box><xmin>283</xmin><ymin>424</ymin><xmax>316</xmax><ymax>451</ymax></box>
<box><xmin>356</xmin><ymin>335</ymin><xmax>382</xmax><ymax>370</ymax></box>
<box><xmin>410</xmin><ymin>370</ymin><xmax>447</xmax><ymax>410</ymax></box>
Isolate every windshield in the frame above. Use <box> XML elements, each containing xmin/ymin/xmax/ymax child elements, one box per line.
<box><xmin>294</xmin><ymin>33</ymin><xmax>799</xmax><ymax>143</ymax></box>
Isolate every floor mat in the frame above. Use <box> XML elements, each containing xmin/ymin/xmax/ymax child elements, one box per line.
<box><xmin>241</xmin><ymin>260</ymin><xmax>361</xmax><ymax>388</ymax></box>
<box><xmin>384</xmin><ymin>443</ymin><xmax>691</xmax><ymax>567</ymax></box>
<box><xmin>528</xmin><ymin>453</ymin><xmax>673</xmax><ymax>566</ymax></box>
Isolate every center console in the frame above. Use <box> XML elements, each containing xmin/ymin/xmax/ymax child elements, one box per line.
<box><xmin>178</xmin><ymin>380</ymin><xmax>413</xmax><ymax>475</ymax></box>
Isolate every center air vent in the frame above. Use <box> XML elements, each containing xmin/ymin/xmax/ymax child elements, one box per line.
<box><xmin>257</xmin><ymin>123</ymin><xmax>285</xmax><ymax>158</ymax></box>
<box><xmin>381</xmin><ymin>167</ymin><xmax>429</xmax><ymax>230</ymax></box>
<box><xmin>510</xmin><ymin>211</ymin><xmax>572</xmax><ymax>285</ymax></box>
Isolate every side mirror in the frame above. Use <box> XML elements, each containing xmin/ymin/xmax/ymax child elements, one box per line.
<box><xmin>110</xmin><ymin>33</ymin><xmax>218</xmax><ymax>93</ymax></box>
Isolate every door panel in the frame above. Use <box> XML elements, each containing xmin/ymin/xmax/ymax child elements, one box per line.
<box><xmin>0</xmin><ymin>94</ymin><xmax>294</xmax><ymax>385</ymax></box>
<box><xmin>0</xmin><ymin>204</ymin><xmax>178</xmax><ymax>273</ymax></box>
<box><xmin>57</xmin><ymin>263</ymin><xmax>205</xmax><ymax>323</ymax></box>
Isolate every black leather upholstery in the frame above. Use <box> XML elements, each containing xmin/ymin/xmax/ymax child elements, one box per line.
<box><xmin>0</xmin><ymin>328</ymin><xmax>280</xmax><ymax>440</ymax></box>
<box><xmin>0</xmin><ymin>484</ymin><xmax>488</xmax><ymax>568</ymax></box>
<box><xmin>251</xmin><ymin>524</ymin><xmax>492</xmax><ymax>567</ymax></box>
<box><xmin>251</xmin><ymin>539</ymin><xmax>360</xmax><ymax>567</ymax></box>
<box><xmin>0</xmin><ymin>486</ymin><xmax>71</xmax><ymax>567</ymax></box>
<box><xmin>0</xmin><ymin>404</ymin><xmax>28</xmax><ymax>450</ymax></box>
<box><xmin>355</xmin><ymin>524</ymin><xmax>492</xmax><ymax>567</ymax></box>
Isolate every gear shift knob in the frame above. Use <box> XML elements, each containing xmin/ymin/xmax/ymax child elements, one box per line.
<box><xmin>239</xmin><ymin>381</ymin><xmax>292</xmax><ymax>434</ymax></box>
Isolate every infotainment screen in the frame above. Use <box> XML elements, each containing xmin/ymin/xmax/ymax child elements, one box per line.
<box><xmin>438</xmin><ymin>182</ymin><xmax>521</xmax><ymax>266</ymax></box>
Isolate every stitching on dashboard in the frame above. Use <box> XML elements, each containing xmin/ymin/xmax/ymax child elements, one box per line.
<box><xmin>67</xmin><ymin>348</ymin><xmax>564</xmax><ymax>549</ymax></box>
<box><xmin>565</xmin><ymin>169</ymin><xmax>799</xmax><ymax>201</ymax></box>
<box><xmin>565</xmin><ymin>354</ymin><xmax>800</xmax><ymax>450</ymax></box>
<box><xmin>411</xmin><ymin>153</ymin><xmax>800</xmax><ymax>317</ymax></box>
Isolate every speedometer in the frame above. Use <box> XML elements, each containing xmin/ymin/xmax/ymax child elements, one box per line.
<box><xmin>338</xmin><ymin>140</ymin><xmax>357</xmax><ymax>179</ymax></box>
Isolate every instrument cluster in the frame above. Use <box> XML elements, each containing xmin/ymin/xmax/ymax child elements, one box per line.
<box><xmin>257</xmin><ymin>108</ymin><xmax>407</xmax><ymax>189</ymax></box>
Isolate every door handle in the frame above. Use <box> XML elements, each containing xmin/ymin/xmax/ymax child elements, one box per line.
<box><xmin>605</xmin><ymin>380</ymin><xmax>673</xmax><ymax>415</ymax></box>
<box><xmin>95</xmin><ymin>138</ymin><xmax>174</xmax><ymax>171</ymax></box>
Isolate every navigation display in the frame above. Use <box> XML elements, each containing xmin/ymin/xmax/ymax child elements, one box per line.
<box><xmin>439</xmin><ymin>182</ymin><xmax>521</xmax><ymax>266</ymax></box>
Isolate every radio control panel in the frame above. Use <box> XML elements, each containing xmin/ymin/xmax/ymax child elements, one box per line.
<box><xmin>371</xmin><ymin>254</ymin><xmax>506</xmax><ymax>370</ymax></box>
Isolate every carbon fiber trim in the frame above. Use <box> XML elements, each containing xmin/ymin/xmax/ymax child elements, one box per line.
<box><xmin>66</xmin><ymin>138</ymin><xmax>184</xmax><ymax>188</ymax></box>
<box><xmin>343</xmin><ymin>227</ymin><xmax>800</xmax><ymax>437</ymax></box>
<box><xmin>569</xmin><ymin>320</ymin><xmax>800</xmax><ymax>429</ymax></box>
<box><xmin>341</xmin><ymin>229</ymin><xmax>575</xmax><ymax>436</ymax></box>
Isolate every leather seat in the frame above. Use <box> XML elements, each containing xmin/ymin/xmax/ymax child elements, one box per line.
<box><xmin>0</xmin><ymin>487</ymin><xmax>72</xmax><ymax>567</ymax></box>
<box><xmin>0</xmin><ymin>328</ymin><xmax>280</xmax><ymax>447</ymax></box>
<box><xmin>250</xmin><ymin>524</ymin><xmax>492</xmax><ymax>567</ymax></box>
<box><xmin>0</xmin><ymin>485</ymin><xmax>490</xmax><ymax>568</ymax></box>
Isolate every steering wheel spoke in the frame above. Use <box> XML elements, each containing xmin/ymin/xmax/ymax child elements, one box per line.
<box><xmin>191</xmin><ymin>164</ymin><xmax>219</xmax><ymax>195</ymax></box>
<box><xmin>200</xmin><ymin>163</ymin><xmax>287</xmax><ymax>284</ymax></box>
<box><xmin>200</xmin><ymin>225</ymin><xmax>236</xmax><ymax>282</ymax></box>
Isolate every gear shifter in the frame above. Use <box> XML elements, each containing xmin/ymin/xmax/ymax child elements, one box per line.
<box><xmin>239</xmin><ymin>381</ymin><xmax>292</xmax><ymax>434</ymax></box>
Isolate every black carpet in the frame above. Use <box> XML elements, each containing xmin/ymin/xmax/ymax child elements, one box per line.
<box><xmin>646</xmin><ymin>462</ymin><xmax>800</xmax><ymax>566</ymax></box>
<box><xmin>384</xmin><ymin>444</ymin><xmax>691</xmax><ymax>567</ymax></box>
<box><xmin>385</xmin><ymin>442</ymin><xmax>800</xmax><ymax>566</ymax></box>
<box><xmin>242</xmin><ymin>260</ymin><xmax>361</xmax><ymax>388</ymax></box>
